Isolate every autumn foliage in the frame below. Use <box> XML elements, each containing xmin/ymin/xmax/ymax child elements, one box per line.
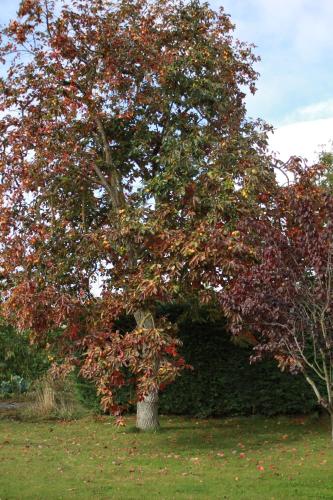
<box><xmin>0</xmin><ymin>0</ymin><xmax>273</xmax><ymax>419</ymax></box>
<box><xmin>223</xmin><ymin>159</ymin><xmax>333</xmax><ymax>434</ymax></box>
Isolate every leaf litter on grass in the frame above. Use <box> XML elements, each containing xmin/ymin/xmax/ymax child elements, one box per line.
<box><xmin>0</xmin><ymin>415</ymin><xmax>333</xmax><ymax>498</ymax></box>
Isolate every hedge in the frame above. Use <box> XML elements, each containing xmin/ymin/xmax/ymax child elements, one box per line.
<box><xmin>158</xmin><ymin>308</ymin><xmax>318</xmax><ymax>417</ymax></box>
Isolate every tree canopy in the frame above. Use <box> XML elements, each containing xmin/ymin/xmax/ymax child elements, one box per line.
<box><xmin>0</xmin><ymin>0</ymin><xmax>274</xmax><ymax>423</ymax></box>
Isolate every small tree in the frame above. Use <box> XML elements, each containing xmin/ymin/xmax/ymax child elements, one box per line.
<box><xmin>0</xmin><ymin>0</ymin><xmax>272</xmax><ymax>428</ymax></box>
<box><xmin>223</xmin><ymin>159</ymin><xmax>333</xmax><ymax>439</ymax></box>
<box><xmin>318</xmin><ymin>143</ymin><xmax>333</xmax><ymax>189</ymax></box>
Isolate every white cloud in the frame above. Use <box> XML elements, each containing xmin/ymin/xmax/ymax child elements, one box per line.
<box><xmin>269</xmin><ymin>117</ymin><xmax>333</xmax><ymax>163</ymax></box>
<box><xmin>282</xmin><ymin>99</ymin><xmax>333</xmax><ymax>124</ymax></box>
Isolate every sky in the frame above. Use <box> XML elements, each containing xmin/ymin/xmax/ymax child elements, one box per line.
<box><xmin>1</xmin><ymin>0</ymin><xmax>332</xmax><ymax>162</ymax></box>
<box><xmin>215</xmin><ymin>0</ymin><xmax>333</xmax><ymax>161</ymax></box>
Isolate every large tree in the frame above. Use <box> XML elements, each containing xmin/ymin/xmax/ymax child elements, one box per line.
<box><xmin>223</xmin><ymin>159</ymin><xmax>333</xmax><ymax>440</ymax></box>
<box><xmin>0</xmin><ymin>0</ymin><xmax>272</xmax><ymax>429</ymax></box>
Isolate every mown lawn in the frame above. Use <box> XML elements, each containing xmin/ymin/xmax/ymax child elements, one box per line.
<box><xmin>0</xmin><ymin>414</ymin><xmax>332</xmax><ymax>499</ymax></box>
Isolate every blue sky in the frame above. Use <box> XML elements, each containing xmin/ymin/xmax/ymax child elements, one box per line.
<box><xmin>216</xmin><ymin>0</ymin><xmax>333</xmax><ymax>160</ymax></box>
<box><xmin>216</xmin><ymin>0</ymin><xmax>333</xmax><ymax>124</ymax></box>
<box><xmin>1</xmin><ymin>0</ymin><xmax>333</xmax><ymax>160</ymax></box>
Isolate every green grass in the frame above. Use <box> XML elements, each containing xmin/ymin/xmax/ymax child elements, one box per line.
<box><xmin>0</xmin><ymin>414</ymin><xmax>333</xmax><ymax>499</ymax></box>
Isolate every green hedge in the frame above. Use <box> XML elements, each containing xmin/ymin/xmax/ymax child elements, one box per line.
<box><xmin>159</xmin><ymin>312</ymin><xmax>318</xmax><ymax>417</ymax></box>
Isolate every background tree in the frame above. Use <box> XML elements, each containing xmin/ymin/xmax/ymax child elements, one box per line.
<box><xmin>0</xmin><ymin>0</ymin><xmax>273</xmax><ymax>429</ymax></box>
<box><xmin>223</xmin><ymin>159</ymin><xmax>333</xmax><ymax>440</ymax></box>
<box><xmin>318</xmin><ymin>142</ymin><xmax>333</xmax><ymax>190</ymax></box>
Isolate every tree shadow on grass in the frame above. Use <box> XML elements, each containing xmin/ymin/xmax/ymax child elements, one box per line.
<box><xmin>151</xmin><ymin>415</ymin><xmax>328</xmax><ymax>453</ymax></box>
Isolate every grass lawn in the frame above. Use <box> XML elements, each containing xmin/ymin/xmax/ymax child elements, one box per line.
<box><xmin>0</xmin><ymin>413</ymin><xmax>332</xmax><ymax>499</ymax></box>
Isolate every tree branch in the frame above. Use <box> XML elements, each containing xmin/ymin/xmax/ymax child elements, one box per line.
<box><xmin>94</xmin><ymin>116</ymin><xmax>126</xmax><ymax>210</ymax></box>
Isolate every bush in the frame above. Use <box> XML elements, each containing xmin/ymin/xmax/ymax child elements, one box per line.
<box><xmin>159</xmin><ymin>309</ymin><xmax>318</xmax><ymax>417</ymax></box>
<box><xmin>21</xmin><ymin>373</ymin><xmax>87</xmax><ymax>420</ymax></box>
<box><xmin>0</xmin><ymin>321</ymin><xmax>49</xmax><ymax>384</ymax></box>
<box><xmin>75</xmin><ymin>374</ymin><xmax>102</xmax><ymax>413</ymax></box>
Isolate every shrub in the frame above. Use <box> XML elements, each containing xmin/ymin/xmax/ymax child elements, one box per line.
<box><xmin>21</xmin><ymin>373</ymin><xmax>87</xmax><ymax>420</ymax></box>
<box><xmin>0</xmin><ymin>321</ymin><xmax>49</xmax><ymax>383</ymax></box>
<box><xmin>159</xmin><ymin>311</ymin><xmax>317</xmax><ymax>417</ymax></box>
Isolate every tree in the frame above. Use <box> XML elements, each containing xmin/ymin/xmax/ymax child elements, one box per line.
<box><xmin>0</xmin><ymin>0</ymin><xmax>272</xmax><ymax>429</ymax></box>
<box><xmin>223</xmin><ymin>159</ymin><xmax>333</xmax><ymax>440</ymax></box>
<box><xmin>318</xmin><ymin>142</ymin><xmax>333</xmax><ymax>190</ymax></box>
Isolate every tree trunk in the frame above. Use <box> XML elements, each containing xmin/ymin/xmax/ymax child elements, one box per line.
<box><xmin>134</xmin><ymin>310</ymin><xmax>160</xmax><ymax>431</ymax></box>
<box><xmin>136</xmin><ymin>389</ymin><xmax>159</xmax><ymax>431</ymax></box>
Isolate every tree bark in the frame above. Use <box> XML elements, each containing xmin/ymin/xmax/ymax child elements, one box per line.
<box><xmin>136</xmin><ymin>389</ymin><xmax>159</xmax><ymax>431</ymax></box>
<box><xmin>134</xmin><ymin>310</ymin><xmax>160</xmax><ymax>431</ymax></box>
